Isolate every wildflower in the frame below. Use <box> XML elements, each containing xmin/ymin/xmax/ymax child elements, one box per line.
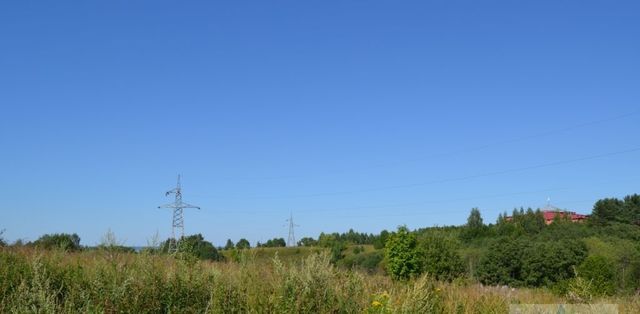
<box><xmin>372</xmin><ymin>300</ymin><xmax>382</xmax><ymax>307</ymax></box>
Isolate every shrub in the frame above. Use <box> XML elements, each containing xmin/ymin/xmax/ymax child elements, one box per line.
<box><xmin>385</xmin><ymin>226</ymin><xmax>422</xmax><ymax>281</ymax></box>
<box><xmin>236</xmin><ymin>238</ymin><xmax>251</xmax><ymax>250</ymax></box>
<box><xmin>419</xmin><ymin>234</ymin><xmax>465</xmax><ymax>281</ymax></box>
<box><xmin>477</xmin><ymin>237</ymin><xmax>587</xmax><ymax>287</ymax></box>
<box><xmin>577</xmin><ymin>255</ymin><xmax>616</xmax><ymax>296</ymax></box>
<box><xmin>32</xmin><ymin>233</ymin><xmax>81</xmax><ymax>251</ymax></box>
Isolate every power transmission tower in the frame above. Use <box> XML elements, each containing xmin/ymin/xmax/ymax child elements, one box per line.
<box><xmin>158</xmin><ymin>175</ymin><xmax>200</xmax><ymax>253</ymax></box>
<box><xmin>286</xmin><ymin>213</ymin><xmax>299</xmax><ymax>247</ymax></box>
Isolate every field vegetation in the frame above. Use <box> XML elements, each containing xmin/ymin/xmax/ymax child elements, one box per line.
<box><xmin>1</xmin><ymin>194</ymin><xmax>639</xmax><ymax>313</ymax></box>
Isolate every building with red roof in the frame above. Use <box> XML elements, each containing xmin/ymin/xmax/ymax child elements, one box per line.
<box><xmin>540</xmin><ymin>209</ymin><xmax>589</xmax><ymax>225</ymax></box>
<box><xmin>505</xmin><ymin>202</ymin><xmax>590</xmax><ymax>225</ymax></box>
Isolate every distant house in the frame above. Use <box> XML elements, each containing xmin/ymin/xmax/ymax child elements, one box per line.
<box><xmin>540</xmin><ymin>210</ymin><xmax>589</xmax><ymax>225</ymax></box>
<box><xmin>505</xmin><ymin>203</ymin><xmax>590</xmax><ymax>225</ymax></box>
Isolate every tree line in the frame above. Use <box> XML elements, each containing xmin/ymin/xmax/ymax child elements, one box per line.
<box><xmin>2</xmin><ymin>193</ymin><xmax>638</xmax><ymax>297</ymax></box>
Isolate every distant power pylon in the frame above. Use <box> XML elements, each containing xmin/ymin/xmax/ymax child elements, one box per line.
<box><xmin>286</xmin><ymin>213</ymin><xmax>299</xmax><ymax>247</ymax></box>
<box><xmin>158</xmin><ymin>175</ymin><xmax>200</xmax><ymax>253</ymax></box>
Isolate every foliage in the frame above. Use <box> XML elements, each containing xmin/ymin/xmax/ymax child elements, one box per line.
<box><xmin>3</xmin><ymin>247</ymin><xmax>612</xmax><ymax>313</ymax></box>
<box><xmin>461</xmin><ymin>208</ymin><xmax>486</xmax><ymax>241</ymax></box>
<box><xmin>592</xmin><ymin>194</ymin><xmax>640</xmax><ymax>225</ymax></box>
<box><xmin>476</xmin><ymin>237</ymin><xmax>528</xmax><ymax>286</ymax></box>
<box><xmin>161</xmin><ymin>234</ymin><xmax>224</xmax><ymax>261</ymax></box>
<box><xmin>258</xmin><ymin>238</ymin><xmax>286</xmax><ymax>248</ymax></box>
<box><xmin>338</xmin><ymin>251</ymin><xmax>383</xmax><ymax>273</ymax></box>
<box><xmin>576</xmin><ymin>255</ymin><xmax>616</xmax><ymax>296</ymax></box>
<box><xmin>31</xmin><ymin>233</ymin><xmax>81</xmax><ymax>251</ymax></box>
<box><xmin>520</xmin><ymin>239</ymin><xmax>587</xmax><ymax>287</ymax></box>
<box><xmin>583</xmin><ymin>236</ymin><xmax>640</xmax><ymax>293</ymax></box>
<box><xmin>384</xmin><ymin>226</ymin><xmax>422</xmax><ymax>281</ymax></box>
<box><xmin>419</xmin><ymin>233</ymin><xmax>465</xmax><ymax>281</ymax></box>
<box><xmin>373</xmin><ymin>230</ymin><xmax>389</xmax><ymax>249</ymax></box>
<box><xmin>477</xmin><ymin>236</ymin><xmax>587</xmax><ymax>287</ymax></box>
<box><xmin>235</xmin><ymin>238</ymin><xmax>251</xmax><ymax>250</ymax></box>
<box><xmin>497</xmin><ymin>208</ymin><xmax>546</xmax><ymax>236</ymax></box>
<box><xmin>0</xmin><ymin>229</ymin><xmax>5</xmax><ymax>247</ymax></box>
<box><xmin>297</xmin><ymin>237</ymin><xmax>317</xmax><ymax>247</ymax></box>
<box><xmin>224</xmin><ymin>239</ymin><xmax>234</xmax><ymax>250</ymax></box>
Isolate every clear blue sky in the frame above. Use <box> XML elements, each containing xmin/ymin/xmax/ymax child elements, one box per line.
<box><xmin>1</xmin><ymin>1</ymin><xmax>639</xmax><ymax>247</ymax></box>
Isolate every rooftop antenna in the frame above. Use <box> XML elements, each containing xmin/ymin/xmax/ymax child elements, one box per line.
<box><xmin>286</xmin><ymin>212</ymin><xmax>299</xmax><ymax>247</ymax></box>
<box><xmin>158</xmin><ymin>175</ymin><xmax>200</xmax><ymax>253</ymax></box>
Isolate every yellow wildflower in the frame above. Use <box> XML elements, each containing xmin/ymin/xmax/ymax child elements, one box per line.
<box><xmin>372</xmin><ymin>300</ymin><xmax>382</xmax><ymax>307</ymax></box>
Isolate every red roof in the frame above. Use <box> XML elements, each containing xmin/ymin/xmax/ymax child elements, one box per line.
<box><xmin>542</xmin><ymin>210</ymin><xmax>589</xmax><ymax>221</ymax></box>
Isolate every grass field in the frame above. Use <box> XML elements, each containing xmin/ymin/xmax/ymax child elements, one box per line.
<box><xmin>1</xmin><ymin>246</ymin><xmax>638</xmax><ymax>313</ymax></box>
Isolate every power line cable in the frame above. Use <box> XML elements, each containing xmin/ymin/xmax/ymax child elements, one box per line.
<box><xmin>236</xmin><ymin>146</ymin><xmax>640</xmax><ymax>200</ymax></box>
<box><xmin>215</xmin><ymin>110</ymin><xmax>638</xmax><ymax>182</ymax></box>
<box><xmin>209</xmin><ymin>187</ymin><xmax>567</xmax><ymax>215</ymax></box>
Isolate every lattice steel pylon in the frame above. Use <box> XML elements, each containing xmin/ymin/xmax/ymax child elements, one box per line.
<box><xmin>158</xmin><ymin>175</ymin><xmax>200</xmax><ymax>253</ymax></box>
<box><xmin>286</xmin><ymin>213</ymin><xmax>299</xmax><ymax>247</ymax></box>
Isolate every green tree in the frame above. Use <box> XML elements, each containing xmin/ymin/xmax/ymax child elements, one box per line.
<box><xmin>419</xmin><ymin>234</ymin><xmax>465</xmax><ymax>281</ymax></box>
<box><xmin>622</xmin><ymin>194</ymin><xmax>640</xmax><ymax>225</ymax></box>
<box><xmin>224</xmin><ymin>239</ymin><xmax>234</xmax><ymax>250</ymax></box>
<box><xmin>521</xmin><ymin>208</ymin><xmax>546</xmax><ymax>234</ymax></box>
<box><xmin>297</xmin><ymin>237</ymin><xmax>317</xmax><ymax>247</ymax></box>
<box><xmin>32</xmin><ymin>233</ymin><xmax>81</xmax><ymax>251</ymax></box>
<box><xmin>260</xmin><ymin>238</ymin><xmax>286</xmax><ymax>247</ymax></box>
<box><xmin>385</xmin><ymin>226</ymin><xmax>422</xmax><ymax>281</ymax></box>
<box><xmin>163</xmin><ymin>234</ymin><xmax>224</xmax><ymax>261</ymax></box>
<box><xmin>592</xmin><ymin>198</ymin><xmax>624</xmax><ymax>225</ymax></box>
<box><xmin>577</xmin><ymin>255</ymin><xmax>616</xmax><ymax>296</ymax></box>
<box><xmin>236</xmin><ymin>238</ymin><xmax>250</xmax><ymax>249</ymax></box>
<box><xmin>461</xmin><ymin>208</ymin><xmax>486</xmax><ymax>241</ymax></box>
<box><xmin>520</xmin><ymin>240</ymin><xmax>587</xmax><ymax>287</ymax></box>
<box><xmin>477</xmin><ymin>237</ymin><xmax>587</xmax><ymax>287</ymax></box>
<box><xmin>477</xmin><ymin>237</ymin><xmax>528</xmax><ymax>286</ymax></box>
<box><xmin>373</xmin><ymin>230</ymin><xmax>390</xmax><ymax>249</ymax></box>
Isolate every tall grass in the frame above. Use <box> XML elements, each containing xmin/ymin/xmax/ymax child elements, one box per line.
<box><xmin>0</xmin><ymin>247</ymin><xmax>637</xmax><ymax>313</ymax></box>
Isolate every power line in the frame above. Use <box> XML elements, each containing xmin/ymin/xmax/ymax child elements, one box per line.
<box><xmin>236</xmin><ymin>146</ymin><xmax>640</xmax><ymax>200</ymax></box>
<box><xmin>213</xmin><ymin>186</ymin><xmax>568</xmax><ymax>215</ymax></box>
<box><xmin>214</xmin><ymin>110</ymin><xmax>638</xmax><ymax>182</ymax></box>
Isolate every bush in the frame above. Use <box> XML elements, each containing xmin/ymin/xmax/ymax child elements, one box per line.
<box><xmin>338</xmin><ymin>251</ymin><xmax>383</xmax><ymax>273</ymax></box>
<box><xmin>32</xmin><ymin>233</ymin><xmax>81</xmax><ymax>251</ymax></box>
<box><xmin>161</xmin><ymin>234</ymin><xmax>224</xmax><ymax>261</ymax></box>
<box><xmin>520</xmin><ymin>240</ymin><xmax>587</xmax><ymax>287</ymax></box>
<box><xmin>577</xmin><ymin>255</ymin><xmax>616</xmax><ymax>296</ymax></box>
<box><xmin>477</xmin><ymin>237</ymin><xmax>587</xmax><ymax>287</ymax></box>
<box><xmin>419</xmin><ymin>234</ymin><xmax>465</xmax><ymax>281</ymax></box>
<box><xmin>477</xmin><ymin>237</ymin><xmax>527</xmax><ymax>286</ymax></box>
<box><xmin>236</xmin><ymin>238</ymin><xmax>251</xmax><ymax>250</ymax></box>
<box><xmin>385</xmin><ymin>226</ymin><xmax>422</xmax><ymax>281</ymax></box>
<box><xmin>259</xmin><ymin>238</ymin><xmax>286</xmax><ymax>248</ymax></box>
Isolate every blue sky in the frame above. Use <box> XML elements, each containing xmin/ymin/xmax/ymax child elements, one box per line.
<box><xmin>1</xmin><ymin>1</ymin><xmax>639</xmax><ymax>246</ymax></box>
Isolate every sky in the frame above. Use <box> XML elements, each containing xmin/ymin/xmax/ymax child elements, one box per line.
<box><xmin>1</xmin><ymin>1</ymin><xmax>639</xmax><ymax>247</ymax></box>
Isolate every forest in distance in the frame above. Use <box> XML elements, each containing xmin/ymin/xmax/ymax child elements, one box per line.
<box><xmin>1</xmin><ymin>193</ymin><xmax>640</xmax><ymax>313</ymax></box>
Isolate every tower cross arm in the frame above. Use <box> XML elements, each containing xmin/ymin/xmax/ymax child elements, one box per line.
<box><xmin>177</xmin><ymin>201</ymin><xmax>201</xmax><ymax>209</ymax></box>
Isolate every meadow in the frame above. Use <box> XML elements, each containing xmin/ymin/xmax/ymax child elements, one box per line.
<box><xmin>1</xmin><ymin>246</ymin><xmax>638</xmax><ymax>313</ymax></box>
